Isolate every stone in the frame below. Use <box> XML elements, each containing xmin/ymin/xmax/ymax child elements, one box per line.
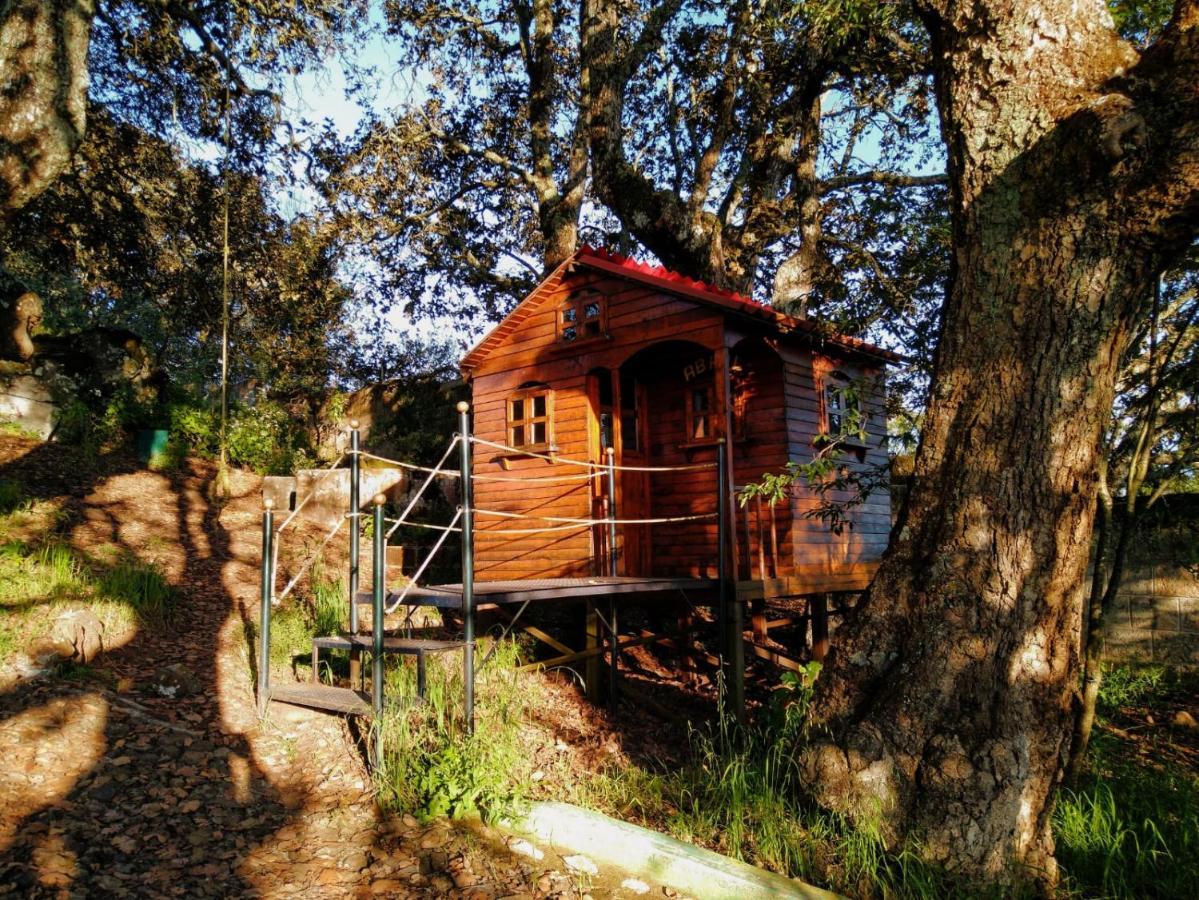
<box><xmin>563</xmin><ymin>855</ymin><xmax>598</xmax><ymax>876</ymax></box>
<box><xmin>0</xmin><ymin>372</ymin><xmax>56</xmax><ymax>438</ymax></box>
<box><xmin>505</xmin><ymin>838</ymin><xmax>543</xmax><ymax>861</ymax></box>
<box><xmin>370</xmin><ymin>879</ymin><xmax>404</xmax><ymax>893</ymax></box>
<box><xmin>293</xmin><ymin>468</ymin><xmax>410</xmax><ymax>529</ymax></box>
<box><xmin>1172</xmin><ymin>710</ymin><xmax>1197</xmax><ymax>730</ymax></box>
<box><xmin>50</xmin><ymin>607</ymin><xmax>105</xmax><ymax>663</ymax></box>
<box><xmin>621</xmin><ymin>878</ymin><xmax>650</xmax><ymax>895</ymax></box>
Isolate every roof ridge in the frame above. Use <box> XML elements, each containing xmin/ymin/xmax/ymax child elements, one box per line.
<box><xmin>577</xmin><ymin>245</ymin><xmax>765</xmax><ymax>310</ymax></box>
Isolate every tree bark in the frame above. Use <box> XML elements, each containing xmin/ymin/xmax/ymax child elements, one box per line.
<box><xmin>800</xmin><ymin>0</ymin><xmax>1199</xmax><ymax>885</ymax></box>
<box><xmin>0</xmin><ymin>0</ymin><xmax>95</xmax><ymax>219</ymax></box>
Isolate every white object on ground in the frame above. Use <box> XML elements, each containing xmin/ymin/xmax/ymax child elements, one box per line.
<box><xmin>563</xmin><ymin>854</ymin><xmax>599</xmax><ymax>875</ymax></box>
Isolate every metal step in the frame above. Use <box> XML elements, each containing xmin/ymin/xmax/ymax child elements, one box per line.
<box><xmin>270</xmin><ymin>684</ymin><xmax>372</xmax><ymax>716</ymax></box>
<box><xmin>312</xmin><ymin>634</ymin><xmax>466</xmax><ymax>654</ymax></box>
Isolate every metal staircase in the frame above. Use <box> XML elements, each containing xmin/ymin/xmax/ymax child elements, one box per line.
<box><xmin>256</xmin><ymin>408</ymin><xmax>476</xmax><ymax>729</ymax></box>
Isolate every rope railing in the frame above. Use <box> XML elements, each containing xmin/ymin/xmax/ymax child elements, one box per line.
<box><xmin>276</xmin><ymin>452</ymin><xmax>346</xmax><ymax>533</ymax></box>
<box><xmin>472</xmin><ymin>506</ymin><xmax>717</xmax><ymax>526</ymax></box>
<box><xmin>273</xmin><ymin>516</ymin><xmax>345</xmax><ymax>605</ymax></box>
<box><xmin>358</xmin><ymin>450</ymin><xmax>461</xmax><ymax>478</ymax></box>
<box><xmin>473</xmin><ymin>469</ymin><xmax>601</xmax><ymax>483</ymax></box>
<box><xmin>468</xmin><ymin>436</ymin><xmax>718</xmax><ymax>472</ymax></box>
<box><xmin>383</xmin><ymin>436</ymin><xmax>461</xmax><ymax>541</ymax></box>
<box><xmin>384</xmin><ymin>518</ymin><xmax>463</xmax><ymax>534</ymax></box>
<box><xmin>386</xmin><ymin>507</ymin><xmax>464</xmax><ymax>616</ymax></box>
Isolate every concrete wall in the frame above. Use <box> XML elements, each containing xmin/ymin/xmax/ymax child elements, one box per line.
<box><xmin>1103</xmin><ymin>563</ymin><xmax>1199</xmax><ymax>665</ymax></box>
<box><xmin>0</xmin><ymin>372</ymin><xmax>56</xmax><ymax>439</ymax></box>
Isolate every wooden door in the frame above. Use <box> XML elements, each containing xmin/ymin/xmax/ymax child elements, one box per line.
<box><xmin>616</xmin><ymin>371</ymin><xmax>651</xmax><ymax>575</ymax></box>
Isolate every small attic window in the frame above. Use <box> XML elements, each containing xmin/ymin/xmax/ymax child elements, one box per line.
<box><xmin>558</xmin><ymin>290</ymin><xmax>606</xmax><ymax>343</ymax></box>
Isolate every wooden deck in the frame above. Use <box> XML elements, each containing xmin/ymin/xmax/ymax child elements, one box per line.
<box><xmin>373</xmin><ymin>576</ymin><xmax>719</xmax><ymax>610</ymax></box>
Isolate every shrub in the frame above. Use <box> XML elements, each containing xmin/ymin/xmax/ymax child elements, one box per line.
<box><xmin>1097</xmin><ymin>663</ymin><xmax>1167</xmax><ymax>712</ymax></box>
<box><xmin>228</xmin><ymin>399</ymin><xmax>313</xmax><ymax>475</ymax></box>
<box><xmin>167</xmin><ymin>401</ymin><xmax>219</xmax><ymax>455</ymax></box>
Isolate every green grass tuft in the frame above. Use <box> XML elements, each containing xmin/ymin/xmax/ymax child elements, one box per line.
<box><xmin>375</xmin><ymin>637</ymin><xmax>534</xmax><ymax>824</ymax></box>
<box><xmin>98</xmin><ymin>557</ymin><xmax>175</xmax><ymax>625</ymax></box>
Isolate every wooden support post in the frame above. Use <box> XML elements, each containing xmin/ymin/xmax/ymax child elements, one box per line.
<box><xmin>677</xmin><ymin>600</ymin><xmax>698</xmax><ymax>686</ymax></box>
<box><xmin>717</xmin><ymin>442</ymin><xmax>743</xmax><ymax>720</ymax></box>
<box><xmin>348</xmin><ymin>420</ymin><xmax>362</xmax><ymax>689</ymax></box>
<box><xmin>751</xmin><ymin>596</ymin><xmax>767</xmax><ymax>643</ymax></box>
<box><xmin>584</xmin><ymin>600</ymin><xmax>600</xmax><ymax>702</ymax></box>
<box><xmin>811</xmin><ymin>592</ymin><xmax>829</xmax><ymax>662</ymax></box>
<box><xmin>257</xmin><ymin>499</ymin><xmax>275</xmax><ymax>717</ymax></box>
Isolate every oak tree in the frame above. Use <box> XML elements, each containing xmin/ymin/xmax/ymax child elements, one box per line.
<box><xmin>800</xmin><ymin>0</ymin><xmax>1199</xmax><ymax>885</ymax></box>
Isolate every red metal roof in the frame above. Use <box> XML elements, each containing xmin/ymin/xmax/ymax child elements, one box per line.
<box><xmin>460</xmin><ymin>247</ymin><xmax>901</xmax><ymax>371</ymax></box>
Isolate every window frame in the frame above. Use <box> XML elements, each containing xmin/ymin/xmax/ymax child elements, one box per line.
<box><xmin>506</xmin><ymin>386</ymin><xmax>555</xmax><ymax>451</ymax></box>
<box><xmin>557</xmin><ymin>289</ymin><xmax>607</xmax><ymax>344</ymax></box>
<box><xmin>814</xmin><ymin>357</ymin><xmax>868</xmax><ymax>448</ymax></box>
<box><xmin>684</xmin><ymin>381</ymin><xmax>717</xmax><ymax>443</ymax></box>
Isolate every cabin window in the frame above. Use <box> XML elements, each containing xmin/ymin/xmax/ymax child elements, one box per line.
<box><xmin>619</xmin><ymin>371</ymin><xmax>641</xmax><ymax>453</ymax></box>
<box><xmin>686</xmin><ymin>384</ymin><xmax>716</xmax><ymax>441</ymax></box>
<box><xmin>822</xmin><ymin>369</ymin><xmax>863</xmax><ymax>440</ymax></box>
<box><xmin>508</xmin><ymin>387</ymin><xmax>553</xmax><ymax>449</ymax></box>
<box><xmin>559</xmin><ymin>290</ymin><xmax>605</xmax><ymax>343</ymax></box>
<box><xmin>597</xmin><ymin>370</ymin><xmax>614</xmax><ymax>450</ymax></box>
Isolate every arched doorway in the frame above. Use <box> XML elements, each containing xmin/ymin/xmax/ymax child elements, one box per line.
<box><xmin>618</xmin><ymin>340</ymin><xmax>722</xmax><ymax>577</ymax></box>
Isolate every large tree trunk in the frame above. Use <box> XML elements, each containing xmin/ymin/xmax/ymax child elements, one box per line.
<box><xmin>0</xmin><ymin>0</ymin><xmax>95</xmax><ymax>218</ymax></box>
<box><xmin>801</xmin><ymin>0</ymin><xmax>1199</xmax><ymax>885</ymax></box>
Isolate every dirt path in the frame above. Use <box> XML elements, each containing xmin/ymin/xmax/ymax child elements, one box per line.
<box><xmin>0</xmin><ymin>439</ymin><xmax>630</xmax><ymax>898</ymax></box>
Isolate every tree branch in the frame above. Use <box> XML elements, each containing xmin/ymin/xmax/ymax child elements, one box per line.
<box><xmin>819</xmin><ymin>171</ymin><xmax>946</xmax><ymax>195</ymax></box>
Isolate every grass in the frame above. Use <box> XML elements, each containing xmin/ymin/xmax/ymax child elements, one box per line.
<box><xmin>570</xmin><ymin>666</ymin><xmax>960</xmax><ymax>898</ymax></box>
<box><xmin>1053</xmin><ymin>664</ymin><xmax>1199</xmax><ymax>899</ymax></box>
<box><xmin>265</xmin><ymin>564</ymin><xmax>347</xmax><ymax>672</ymax></box>
<box><xmin>0</xmin><ymin>478</ymin><xmax>178</xmax><ymax>664</ymax></box>
<box><xmin>98</xmin><ymin>556</ymin><xmax>175</xmax><ymax>625</ymax></box>
<box><xmin>374</xmin><ymin>637</ymin><xmax>536</xmax><ymax>824</ymax></box>
<box><xmin>0</xmin><ymin>479</ymin><xmax>30</xmax><ymax>515</ymax></box>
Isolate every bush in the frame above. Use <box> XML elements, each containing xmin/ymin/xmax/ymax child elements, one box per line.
<box><xmin>167</xmin><ymin>401</ymin><xmax>219</xmax><ymax>455</ymax></box>
<box><xmin>227</xmin><ymin>398</ymin><xmax>313</xmax><ymax>475</ymax></box>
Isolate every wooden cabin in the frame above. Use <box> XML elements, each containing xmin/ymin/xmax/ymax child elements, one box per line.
<box><xmin>460</xmin><ymin>247</ymin><xmax>897</xmax><ymax>596</ymax></box>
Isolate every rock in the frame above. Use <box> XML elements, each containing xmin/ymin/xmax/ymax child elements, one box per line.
<box><xmin>370</xmin><ymin>879</ymin><xmax>404</xmax><ymax>894</ymax></box>
<box><xmin>563</xmin><ymin>855</ymin><xmax>598</xmax><ymax>876</ymax></box>
<box><xmin>1172</xmin><ymin>710</ymin><xmax>1198</xmax><ymax>730</ymax></box>
<box><xmin>621</xmin><ymin>878</ymin><xmax>650</xmax><ymax>895</ymax></box>
<box><xmin>50</xmin><ymin>607</ymin><xmax>105</xmax><ymax>663</ymax></box>
<box><xmin>506</xmin><ymin>838</ymin><xmax>543</xmax><ymax>861</ymax></box>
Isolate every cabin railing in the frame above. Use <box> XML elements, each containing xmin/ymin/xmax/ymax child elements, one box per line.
<box><xmin>733</xmin><ymin>486</ymin><xmax>782</xmax><ymax>581</ymax></box>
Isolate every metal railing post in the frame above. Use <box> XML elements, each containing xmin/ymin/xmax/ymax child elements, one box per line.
<box><xmin>349</xmin><ymin>421</ymin><xmax>362</xmax><ymax>690</ymax></box>
<box><xmin>458</xmin><ymin>402</ymin><xmax>475</xmax><ymax>734</ymax></box>
<box><xmin>258</xmin><ymin>498</ymin><xmax>275</xmax><ymax>717</ymax></box>
<box><xmin>719</xmin><ymin>439</ymin><xmax>744</xmax><ymax>721</ymax></box>
<box><xmin>606</xmin><ymin>446</ymin><xmax>619</xmax><ymax>709</ymax></box>
<box><xmin>372</xmin><ymin>494</ymin><xmax>386</xmax><ymax>720</ymax></box>
<box><xmin>349</xmin><ymin>420</ymin><xmax>361</xmax><ymax>634</ymax></box>
<box><xmin>716</xmin><ymin>442</ymin><xmax>728</xmax><ymax>715</ymax></box>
